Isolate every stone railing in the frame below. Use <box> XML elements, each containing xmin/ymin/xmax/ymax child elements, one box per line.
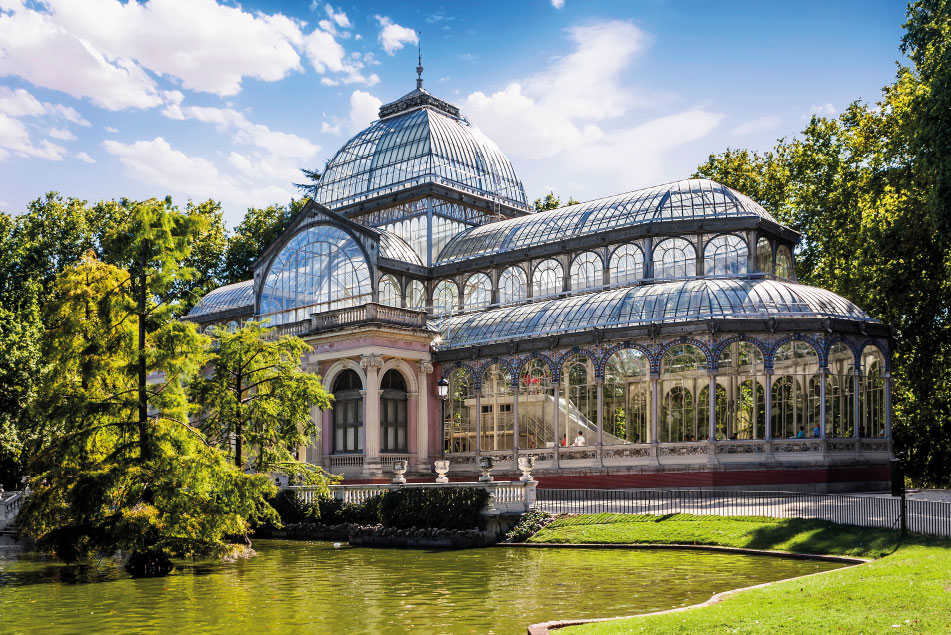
<box><xmin>0</xmin><ymin>490</ymin><xmax>23</xmax><ymax>531</ymax></box>
<box><xmin>285</xmin><ymin>480</ymin><xmax>537</xmax><ymax>516</ymax></box>
<box><xmin>325</xmin><ymin>454</ymin><xmax>365</xmax><ymax>470</ymax></box>
<box><xmin>311</xmin><ymin>303</ymin><xmax>428</xmax><ymax>333</ymax></box>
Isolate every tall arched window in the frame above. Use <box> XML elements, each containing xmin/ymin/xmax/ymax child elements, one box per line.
<box><xmin>406</xmin><ymin>280</ymin><xmax>426</xmax><ymax>310</ymax></box>
<box><xmin>775</xmin><ymin>245</ymin><xmax>793</xmax><ymax>279</ymax></box>
<box><xmin>561</xmin><ymin>354</ymin><xmax>597</xmax><ymax>447</ymax></box>
<box><xmin>445</xmin><ymin>369</ymin><xmax>475</xmax><ymax>454</ymax></box>
<box><xmin>332</xmin><ymin>369</ymin><xmax>363</xmax><ymax>454</ymax></box>
<box><xmin>704</xmin><ymin>234</ymin><xmax>748</xmax><ymax>276</ymax></box>
<box><xmin>604</xmin><ymin>349</ymin><xmax>650</xmax><ymax>444</ymax></box>
<box><xmin>653</xmin><ymin>238</ymin><xmax>696</xmax><ymax>280</ymax></box>
<box><xmin>380</xmin><ymin>369</ymin><xmax>407</xmax><ymax>453</ymax></box>
<box><xmin>498</xmin><ymin>266</ymin><xmax>527</xmax><ymax>305</ymax></box>
<box><xmin>660</xmin><ymin>344</ymin><xmax>707</xmax><ymax>442</ymax></box>
<box><xmin>772</xmin><ymin>340</ymin><xmax>820</xmax><ymax>439</ymax></box>
<box><xmin>532</xmin><ymin>259</ymin><xmax>563</xmax><ymax>298</ymax></box>
<box><xmin>378</xmin><ymin>275</ymin><xmax>401</xmax><ymax>307</ymax></box>
<box><xmin>432</xmin><ymin>280</ymin><xmax>459</xmax><ymax>315</ymax></box>
<box><xmin>518</xmin><ymin>359</ymin><xmax>554</xmax><ymax>449</ymax></box>
<box><xmin>827</xmin><ymin>343</ymin><xmax>855</xmax><ymax>438</ymax></box>
<box><xmin>861</xmin><ymin>346</ymin><xmax>887</xmax><ymax>438</ymax></box>
<box><xmin>609</xmin><ymin>244</ymin><xmax>644</xmax><ymax>286</ymax></box>
<box><xmin>463</xmin><ymin>272</ymin><xmax>492</xmax><ymax>310</ymax></box>
<box><xmin>717</xmin><ymin>342</ymin><xmax>766</xmax><ymax>439</ymax></box>
<box><xmin>569</xmin><ymin>252</ymin><xmax>603</xmax><ymax>291</ymax></box>
<box><xmin>756</xmin><ymin>237</ymin><xmax>772</xmax><ymax>274</ymax></box>
<box><xmin>481</xmin><ymin>365</ymin><xmax>514</xmax><ymax>451</ymax></box>
<box><xmin>260</xmin><ymin>225</ymin><xmax>371</xmax><ymax>324</ymax></box>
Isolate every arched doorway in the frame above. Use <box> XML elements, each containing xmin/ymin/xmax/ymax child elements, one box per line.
<box><xmin>332</xmin><ymin>369</ymin><xmax>363</xmax><ymax>454</ymax></box>
<box><xmin>380</xmin><ymin>369</ymin><xmax>408</xmax><ymax>453</ymax></box>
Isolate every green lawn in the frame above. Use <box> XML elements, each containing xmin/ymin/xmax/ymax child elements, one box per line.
<box><xmin>525</xmin><ymin>514</ymin><xmax>951</xmax><ymax>633</ymax></box>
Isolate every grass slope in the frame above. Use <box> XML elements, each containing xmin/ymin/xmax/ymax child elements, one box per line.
<box><xmin>526</xmin><ymin>514</ymin><xmax>951</xmax><ymax>633</ymax></box>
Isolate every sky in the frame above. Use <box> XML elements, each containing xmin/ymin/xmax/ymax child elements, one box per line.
<box><xmin>0</xmin><ymin>0</ymin><xmax>908</xmax><ymax>226</ymax></box>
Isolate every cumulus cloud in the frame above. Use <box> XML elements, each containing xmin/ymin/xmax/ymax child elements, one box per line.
<box><xmin>0</xmin><ymin>87</ymin><xmax>90</xmax><ymax>125</ymax></box>
<box><xmin>731</xmin><ymin>115</ymin><xmax>781</xmax><ymax>136</ymax></box>
<box><xmin>349</xmin><ymin>90</ymin><xmax>382</xmax><ymax>133</ymax></box>
<box><xmin>171</xmin><ymin>105</ymin><xmax>319</xmax><ymax>159</ymax></box>
<box><xmin>463</xmin><ymin>20</ymin><xmax>722</xmax><ymax>199</ymax></box>
<box><xmin>375</xmin><ymin>16</ymin><xmax>417</xmax><ymax>55</ymax></box>
<box><xmin>321</xmin><ymin>121</ymin><xmax>341</xmax><ymax>135</ymax></box>
<box><xmin>48</xmin><ymin>127</ymin><xmax>77</xmax><ymax>141</ymax></box>
<box><xmin>551</xmin><ymin>0</ymin><xmax>565</xmax><ymax>8</ymax></box>
<box><xmin>75</xmin><ymin>151</ymin><xmax>95</xmax><ymax>163</ymax></box>
<box><xmin>807</xmin><ymin>103</ymin><xmax>837</xmax><ymax>118</ymax></box>
<box><xmin>0</xmin><ymin>112</ymin><xmax>67</xmax><ymax>160</ymax></box>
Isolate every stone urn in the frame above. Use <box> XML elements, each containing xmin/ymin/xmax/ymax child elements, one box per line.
<box><xmin>478</xmin><ymin>455</ymin><xmax>494</xmax><ymax>482</ymax></box>
<box><xmin>517</xmin><ymin>455</ymin><xmax>536</xmax><ymax>482</ymax></box>
<box><xmin>433</xmin><ymin>459</ymin><xmax>450</xmax><ymax>483</ymax></box>
<box><xmin>391</xmin><ymin>460</ymin><xmax>408</xmax><ymax>484</ymax></box>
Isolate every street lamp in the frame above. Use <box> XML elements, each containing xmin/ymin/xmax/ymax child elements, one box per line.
<box><xmin>437</xmin><ymin>377</ymin><xmax>450</xmax><ymax>458</ymax></box>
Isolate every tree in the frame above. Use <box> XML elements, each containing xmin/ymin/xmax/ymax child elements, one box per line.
<box><xmin>222</xmin><ymin>202</ymin><xmax>303</xmax><ymax>284</ymax></box>
<box><xmin>294</xmin><ymin>167</ymin><xmax>322</xmax><ymax>200</ymax></box>
<box><xmin>191</xmin><ymin>321</ymin><xmax>335</xmax><ymax>489</ymax></box>
<box><xmin>533</xmin><ymin>192</ymin><xmax>580</xmax><ymax>212</ymax></box>
<box><xmin>19</xmin><ymin>252</ymin><xmax>276</xmax><ymax>572</ymax></box>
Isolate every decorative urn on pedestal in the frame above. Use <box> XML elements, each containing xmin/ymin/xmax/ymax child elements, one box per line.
<box><xmin>391</xmin><ymin>460</ymin><xmax>408</xmax><ymax>484</ymax></box>
<box><xmin>433</xmin><ymin>460</ymin><xmax>450</xmax><ymax>483</ymax></box>
<box><xmin>517</xmin><ymin>455</ymin><xmax>536</xmax><ymax>482</ymax></box>
<box><xmin>478</xmin><ymin>456</ymin><xmax>494</xmax><ymax>482</ymax></box>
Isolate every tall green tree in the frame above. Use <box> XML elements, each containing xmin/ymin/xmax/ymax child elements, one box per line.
<box><xmin>191</xmin><ymin>322</ymin><xmax>334</xmax><ymax>487</ymax></box>
<box><xmin>533</xmin><ymin>192</ymin><xmax>580</xmax><ymax>212</ymax></box>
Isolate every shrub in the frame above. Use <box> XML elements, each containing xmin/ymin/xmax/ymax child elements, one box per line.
<box><xmin>380</xmin><ymin>487</ymin><xmax>490</xmax><ymax>530</ymax></box>
<box><xmin>504</xmin><ymin>510</ymin><xmax>555</xmax><ymax>542</ymax></box>
<box><xmin>268</xmin><ymin>489</ymin><xmax>318</xmax><ymax>525</ymax></box>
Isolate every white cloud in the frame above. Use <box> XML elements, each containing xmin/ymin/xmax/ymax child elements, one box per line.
<box><xmin>168</xmin><ymin>104</ymin><xmax>319</xmax><ymax>159</ymax></box>
<box><xmin>551</xmin><ymin>0</ymin><xmax>565</xmax><ymax>8</ymax></box>
<box><xmin>807</xmin><ymin>103</ymin><xmax>837</xmax><ymax>118</ymax></box>
<box><xmin>103</xmin><ymin>136</ymin><xmax>295</xmax><ymax>211</ymax></box>
<box><xmin>463</xmin><ymin>20</ymin><xmax>722</xmax><ymax>199</ymax></box>
<box><xmin>75</xmin><ymin>151</ymin><xmax>95</xmax><ymax>163</ymax></box>
<box><xmin>0</xmin><ymin>87</ymin><xmax>90</xmax><ymax>125</ymax></box>
<box><xmin>105</xmin><ymin>126</ymin><xmax>119</xmax><ymax>133</ymax></box>
<box><xmin>321</xmin><ymin>121</ymin><xmax>341</xmax><ymax>135</ymax></box>
<box><xmin>374</xmin><ymin>16</ymin><xmax>417</xmax><ymax>55</ymax></box>
<box><xmin>325</xmin><ymin>4</ymin><xmax>351</xmax><ymax>29</ymax></box>
<box><xmin>731</xmin><ymin>115</ymin><xmax>781</xmax><ymax>136</ymax></box>
<box><xmin>0</xmin><ymin>112</ymin><xmax>67</xmax><ymax>160</ymax></box>
<box><xmin>48</xmin><ymin>127</ymin><xmax>76</xmax><ymax>141</ymax></box>
<box><xmin>349</xmin><ymin>90</ymin><xmax>382</xmax><ymax>133</ymax></box>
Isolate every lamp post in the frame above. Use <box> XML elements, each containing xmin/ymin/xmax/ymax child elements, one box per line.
<box><xmin>437</xmin><ymin>377</ymin><xmax>450</xmax><ymax>458</ymax></box>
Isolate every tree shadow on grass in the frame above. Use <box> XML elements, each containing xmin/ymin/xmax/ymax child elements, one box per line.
<box><xmin>742</xmin><ymin>518</ymin><xmax>905</xmax><ymax>557</ymax></box>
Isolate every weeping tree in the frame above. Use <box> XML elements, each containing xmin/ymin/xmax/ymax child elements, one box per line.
<box><xmin>190</xmin><ymin>321</ymin><xmax>336</xmax><ymax>490</ymax></box>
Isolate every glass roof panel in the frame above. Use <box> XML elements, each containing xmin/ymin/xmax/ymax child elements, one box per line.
<box><xmin>188</xmin><ymin>280</ymin><xmax>254</xmax><ymax>318</ymax></box>
<box><xmin>436</xmin><ymin>178</ymin><xmax>782</xmax><ymax>264</ymax></box>
<box><xmin>378</xmin><ymin>230</ymin><xmax>423</xmax><ymax>265</ymax></box>
<box><xmin>433</xmin><ymin>279</ymin><xmax>872</xmax><ymax>350</ymax></box>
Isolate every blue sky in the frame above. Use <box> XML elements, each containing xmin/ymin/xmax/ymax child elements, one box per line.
<box><xmin>0</xmin><ymin>0</ymin><xmax>907</xmax><ymax>225</ymax></box>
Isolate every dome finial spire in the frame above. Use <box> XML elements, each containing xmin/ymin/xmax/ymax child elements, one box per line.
<box><xmin>416</xmin><ymin>36</ymin><xmax>423</xmax><ymax>90</ymax></box>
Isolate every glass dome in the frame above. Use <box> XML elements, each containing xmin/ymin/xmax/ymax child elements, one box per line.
<box><xmin>437</xmin><ymin>179</ymin><xmax>781</xmax><ymax>264</ymax></box>
<box><xmin>188</xmin><ymin>279</ymin><xmax>254</xmax><ymax>318</ymax></box>
<box><xmin>434</xmin><ymin>278</ymin><xmax>872</xmax><ymax>350</ymax></box>
<box><xmin>315</xmin><ymin>105</ymin><xmax>528</xmax><ymax>211</ymax></box>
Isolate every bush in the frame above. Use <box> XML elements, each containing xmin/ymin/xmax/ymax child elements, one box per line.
<box><xmin>268</xmin><ymin>489</ymin><xmax>318</xmax><ymax>525</ymax></box>
<box><xmin>504</xmin><ymin>510</ymin><xmax>555</xmax><ymax>542</ymax></box>
<box><xmin>380</xmin><ymin>487</ymin><xmax>489</xmax><ymax>530</ymax></box>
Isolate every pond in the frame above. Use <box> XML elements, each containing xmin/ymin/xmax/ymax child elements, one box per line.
<box><xmin>0</xmin><ymin>540</ymin><xmax>843</xmax><ymax>634</ymax></box>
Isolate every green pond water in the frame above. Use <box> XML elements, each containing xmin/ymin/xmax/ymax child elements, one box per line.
<box><xmin>0</xmin><ymin>540</ymin><xmax>843</xmax><ymax>634</ymax></box>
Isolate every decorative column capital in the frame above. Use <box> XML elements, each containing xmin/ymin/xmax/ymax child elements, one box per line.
<box><xmin>420</xmin><ymin>361</ymin><xmax>434</xmax><ymax>375</ymax></box>
<box><xmin>360</xmin><ymin>353</ymin><xmax>383</xmax><ymax>370</ymax></box>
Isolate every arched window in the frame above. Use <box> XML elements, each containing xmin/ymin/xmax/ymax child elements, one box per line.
<box><xmin>518</xmin><ymin>359</ymin><xmax>554</xmax><ymax>449</ymax></box>
<box><xmin>609</xmin><ymin>244</ymin><xmax>644</xmax><ymax>286</ymax></box>
<box><xmin>653</xmin><ymin>238</ymin><xmax>696</xmax><ymax>280</ymax></box>
<box><xmin>827</xmin><ymin>343</ymin><xmax>855</xmax><ymax>438</ymax></box>
<box><xmin>771</xmin><ymin>340</ymin><xmax>820</xmax><ymax>439</ymax></box>
<box><xmin>660</xmin><ymin>344</ymin><xmax>707</xmax><ymax>442</ymax></box>
<box><xmin>756</xmin><ymin>237</ymin><xmax>772</xmax><ymax>274</ymax></box>
<box><xmin>704</xmin><ymin>234</ymin><xmax>748</xmax><ymax>276</ymax></box>
<box><xmin>569</xmin><ymin>252</ymin><xmax>603</xmax><ymax>291</ymax></box>
<box><xmin>432</xmin><ymin>280</ymin><xmax>459</xmax><ymax>315</ymax></box>
<box><xmin>775</xmin><ymin>245</ymin><xmax>793</xmax><ymax>279</ymax></box>
<box><xmin>481</xmin><ymin>365</ymin><xmax>514</xmax><ymax>451</ymax></box>
<box><xmin>260</xmin><ymin>225</ymin><xmax>371</xmax><ymax>324</ymax></box>
<box><xmin>604</xmin><ymin>349</ymin><xmax>650</xmax><ymax>444</ymax></box>
<box><xmin>406</xmin><ymin>280</ymin><xmax>426</xmax><ymax>310</ymax></box>
<box><xmin>445</xmin><ymin>368</ymin><xmax>474</xmax><ymax>454</ymax></box>
<box><xmin>561</xmin><ymin>354</ymin><xmax>597</xmax><ymax>448</ymax></box>
<box><xmin>532</xmin><ymin>259</ymin><xmax>563</xmax><ymax>298</ymax></box>
<box><xmin>378</xmin><ymin>275</ymin><xmax>401</xmax><ymax>307</ymax></box>
<box><xmin>716</xmin><ymin>341</ymin><xmax>766</xmax><ymax>439</ymax></box>
<box><xmin>498</xmin><ymin>266</ymin><xmax>527</xmax><ymax>305</ymax></box>
<box><xmin>463</xmin><ymin>272</ymin><xmax>492</xmax><ymax>310</ymax></box>
<box><xmin>380</xmin><ymin>369</ymin><xmax>407</xmax><ymax>453</ymax></box>
<box><xmin>332</xmin><ymin>369</ymin><xmax>363</xmax><ymax>454</ymax></box>
<box><xmin>861</xmin><ymin>346</ymin><xmax>887</xmax><ymax>438</ymax></box>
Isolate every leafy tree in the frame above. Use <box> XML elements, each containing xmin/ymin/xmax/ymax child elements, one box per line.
<box><xmin>191</xmin><ymin>321</ymin><xmax>335</xmax><ymax>489</ymax></box>
<box><xmin>533</xmin><ymin>192</ymin><xmax>580</xmax><ymax>212</ymax></box>
<box><xmin>222</xmin><ymin>202</ymin><xmax>303</xmax><ymax>284</ymax></box>
<box><xmin>694</xmin><ymin>0</ymin><xmax>951</xmax><ymax>484</ymax></box>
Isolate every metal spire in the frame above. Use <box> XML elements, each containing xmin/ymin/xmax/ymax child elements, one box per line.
<box><xmin>416</xmin><ymin>38</ymin><xmax>423</xmax><ymax>90</ymax></box>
